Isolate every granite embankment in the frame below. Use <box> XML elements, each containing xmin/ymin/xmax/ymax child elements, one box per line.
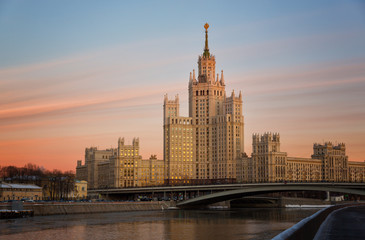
<box><xmin>0</xmin><ymin>202</ymin><xmax>173</xmax><ymax>216</ymax></box>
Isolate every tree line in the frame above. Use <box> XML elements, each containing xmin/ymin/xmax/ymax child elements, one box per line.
<box><xmin>0</xmin><ymin>163</ymin><xmax>75</xmax><ymax>200</ymax></box>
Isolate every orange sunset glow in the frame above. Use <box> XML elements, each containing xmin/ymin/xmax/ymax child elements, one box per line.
<box><xmin>1</xmin><ymin>1</ymin><xmax>364</xmax><ymax>172</ymax></box>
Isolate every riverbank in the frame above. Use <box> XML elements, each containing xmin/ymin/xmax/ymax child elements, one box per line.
<box><xmin>0</xmin><ymin>209</ymin><xmax>34</xmax><ymax>219</ymax></box>
<box><xmin>0</xmin><ymin>201</ymin><xmax>173</xmax><ymax>216</ymax></box>
<box><xmin>0</xmin><ymin>197</ymin><xmax>345</xmax><ymax>217</ymax></box>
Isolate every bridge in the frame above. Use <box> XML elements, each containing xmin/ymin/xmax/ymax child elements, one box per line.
<box><xmin>176</xmin><ymin>183</ymin><xmax>365</xmax><ymax>208</ymax></box>
<box><xmin>90</xmin><ymin>183</ymin><xmax>365</xmax><ymax>206</ymax></box>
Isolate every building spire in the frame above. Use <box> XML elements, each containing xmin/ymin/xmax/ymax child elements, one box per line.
<box><xmin>220</xmin><ymin>70</ymin><xmax>225</xmax><ymax>85</ymax></box>
<box><xmin>203</xmin><ymin>23</ymin><xmax>210</xmax><ymax>58</ymax></box>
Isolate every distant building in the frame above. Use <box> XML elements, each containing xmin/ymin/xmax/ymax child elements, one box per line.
<box><xmin>286</xmin><ymin>157</ymin><xmax>322</xmax><ymax>182</ymax></box>
<box><xmin>76</xmin><ymin>138</ymin><xmax>164</xmax><ymax>189</ymax></box>
<box><xmin>251</xmin><ymin>133</ymin><xmax>287</xmax><ymax>183</ymax></box>
<box><xmin>71</xmin><ymin>180</ymin><xmax>87</xmax><ymax>199</ymax></box>
<box><xmin>164</xmin><ymin>23</ymin><xmax>244</xmax><ymax>184</ymax></box>
<box><xmin>76</xmin><ymin>24</ymin><xmax>365</xmax><ymax>188</ymax></box>
<box><xmin>163</xmin><ymin>95</ymin><xmax>195</xmax><ymax>185</ymax></box>
<box><xmin>348</xmin><ymin>161</ymin><xmax>365</xmax><ymax>182</ymax></box>
<box><xmin>76</xmin><ymin>147</ymin><xmax>117</xmax><ymax>189</ymax></box>
<box><xmin>237</xmin><ymin>133</ymin><xmax>365</xmax><ymax>183</ymax></box>
<box><xmin>0</xmin><ymin>183</ymin><xmax>42</xmax><ymax>201</ymax></box>
<box><xmin>312</xmin><ymin>142</ymin><xmax>348</xmax><ymax>182</ymax></box>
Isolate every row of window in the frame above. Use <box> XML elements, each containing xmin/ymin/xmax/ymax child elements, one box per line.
<box><xmin>195</xmin><ymin>90</ymin><xmax>223</xmax><ymax>96</ymax></box>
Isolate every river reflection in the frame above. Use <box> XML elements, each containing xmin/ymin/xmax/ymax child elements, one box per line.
<box><xmin>0</xmin><ymin>208</ymin><xmax>319</xmax><ymax>240</ymax></box>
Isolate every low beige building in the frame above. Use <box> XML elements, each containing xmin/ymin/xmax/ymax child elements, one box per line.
<box><xmin>71</xmin><ymin>180</ymin><xmax>87</xmax><ymax>199</ymax></box>
<box><xmin>349</xmin><ymin>161</ymin><xmax>365</xmax><ymax>182</ymax></box>
<box><xmin>0</xmin><ymin>183</ymin><xmax>43</xmax><ymax>201</ymax></box>
<box><xmin>286</xmin><ymin>157</ymin><xmax>322</xmax><ymax>182</ymax></box>
<box><xmin>138</xmin><ymin>155</ymin><xmax>165</xmax><ymax>187</ymax></box>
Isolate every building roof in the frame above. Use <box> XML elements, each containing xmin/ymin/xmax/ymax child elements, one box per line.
<box><xmin>75</xmin><ymin>180</ymin><xmax>87</xmax><ymax>183</ymax></box>
<box><xmin>0</xmin><ymin>183</ymin><xmax>42</xmax><ymax>189</ymax></box>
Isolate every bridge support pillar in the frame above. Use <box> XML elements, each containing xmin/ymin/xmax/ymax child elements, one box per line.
<box><xmin>325</xmin><ymin>191</ymin><xmax>330</xmax><ymax>201</ymax></box>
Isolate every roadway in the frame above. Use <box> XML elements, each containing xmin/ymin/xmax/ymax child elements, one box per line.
<box><xmin>90</xmin><ymin>182</ymin><xmax>365</xmax><ymax>195</ymax></box>
<box><xmin>314</xmin><ymin>205</ymin><xmax>365</xmax><ymax>240</ymax></box>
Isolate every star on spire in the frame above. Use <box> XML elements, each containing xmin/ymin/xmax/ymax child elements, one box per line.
<box><xmin>203</xmin><ymin>23</ymin><xmax>210</xmax><ymax>58</ymax></box>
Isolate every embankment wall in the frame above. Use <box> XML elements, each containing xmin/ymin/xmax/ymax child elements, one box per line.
<box><xmin>0</xmin><ymin>202</ymin><xmax>171</xmax><ymax>216</ymax></box>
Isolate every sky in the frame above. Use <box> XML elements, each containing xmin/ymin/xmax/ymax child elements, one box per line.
<box><xmin>0</xmin><ymin>0</ymin><xmax>365</xmax><ymax>171</ymax></box>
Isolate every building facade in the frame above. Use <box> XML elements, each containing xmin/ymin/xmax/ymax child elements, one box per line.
<box><xmin>76</xmin><ymin>138</ymin><xmax>164</xmax><ymax>189</ymax></box>
<box><xmin>163</xmin><ymin>95</ymin><xmax>195</xmax><ymax>185</ymax></box>
<box><xmin>312</xmin><ymin>142</ymin><xmax>348</xmax><ymax>182</ymax></box>
<box><xmin>286</xmin><ymin>157</ymin><xmax>322</xmax><ymax>182</ymax></box>
<box><xmin>164</xmin><ymin>23</ymin><xmax>244</xmax><ymax>184</ymax></box>
<box><xmin>70</xmin><ymin>180</ymin><xmax>87</xmax><ymax>199</ymax></box>
<box><xmin>0</xmin><ymin>183</ymin><xmax>43</xmax><ymax>201</ymax></box>
<box><xmin>76</xmin><ymin>24</ymin><xmax>364</xmax><ymax>189</ymax></box>
<box><xmin>348</xmin><ymin>161</ymin><xmax>365</xmax><ymax>182</ymax></box>
<box><xmin>251</xmin><ymin>133</ymin><xmax>287</xmax><ymax>183</ymax></box>
<box><xmin>76</xmin><ymin>147</ymin><xmax>117</xmax><ymax>189</ymax></box>
<box><xmin>238</xmin><ymin>133</ymin><xmax>365</xmax><ymax>183</ymax></box>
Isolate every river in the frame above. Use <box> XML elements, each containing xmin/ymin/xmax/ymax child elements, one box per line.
<box><xmin>0</xmin><ymin>208</ymin><xmax>319</xmax><ymax>240</ymax></box>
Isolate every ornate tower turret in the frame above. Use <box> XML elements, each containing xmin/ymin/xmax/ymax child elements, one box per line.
<box><xmin>220</xmin><ymin>70</ymin><xmax>225</xmax><ymax>86</ymax></box>
<box><xmin>198</xmin><ymin>23</ymin><xmax>216</xmax><ymax>83</ymax></box>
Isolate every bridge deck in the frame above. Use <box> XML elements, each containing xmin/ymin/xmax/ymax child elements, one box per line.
<box><xmin>90</xmin><ymin>183</ymin><xmax>365</xmax><ymax>195</ymax></box>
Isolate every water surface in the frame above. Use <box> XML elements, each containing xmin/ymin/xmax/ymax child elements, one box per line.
<box><xmin>0</xmin><ymin>208</ymin><xmax>319</xmax><ymax>240</ymax></box>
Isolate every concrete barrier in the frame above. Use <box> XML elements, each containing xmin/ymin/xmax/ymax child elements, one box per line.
<box><xmin>272</xmin><ymin>202</ymin><xmax>365</xmax><ymax>240</ymax></box>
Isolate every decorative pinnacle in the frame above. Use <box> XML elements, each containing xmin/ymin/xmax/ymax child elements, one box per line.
<box><xmin>203</xmin><ymin>23</ymin><xmax>210</xmax><ymax>58</ymax></box>
<box><xmin>204</xmin><ymin>23</ymin><xmax>209</xmax><ymax>30</ymax></box>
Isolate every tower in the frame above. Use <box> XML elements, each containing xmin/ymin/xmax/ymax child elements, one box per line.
<box><xmin>164</xmin><ymin>23</ymin><xmax>244</xmax><ymax>184</ymax></box>
<box><xmin>188</xmin><ymin>23</ymin><xmax>244</xmax><ymax>183</ymax></box>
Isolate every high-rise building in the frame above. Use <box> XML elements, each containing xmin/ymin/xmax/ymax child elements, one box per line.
<box><xmin>163</xmin><ymin>94</ymin><xmax>195</xmax><ymax>185</ymax></box>
<box><xmin>77</xmin><ymin>24</ymin><xmax>365</xmax><ymax>189</ymax></box>
<box><xmin>164</xmin><ymin>23</ymin><xmax>244</xmax><ymax>184</ymax></box>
